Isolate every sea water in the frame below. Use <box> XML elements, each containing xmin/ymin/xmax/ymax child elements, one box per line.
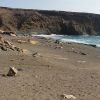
<box><xmin>32</xmin><ymin>34</ymin><xmax>100</xmax><ymax>47</ymax></box>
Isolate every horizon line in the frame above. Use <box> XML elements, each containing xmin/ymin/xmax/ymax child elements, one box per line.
<box><xmin>0</xmin><ymin>6</ymin><xmax>100</xmax><ymax>15</ymax></box>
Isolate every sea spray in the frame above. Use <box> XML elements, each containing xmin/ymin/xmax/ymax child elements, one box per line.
<box><xmin>32</xmin><ymin>34</ymin><xmax>100</xmax><ymax>47</ymax></box>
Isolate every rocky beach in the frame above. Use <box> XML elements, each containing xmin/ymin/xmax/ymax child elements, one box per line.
<box><xmin>0</xmin><ymin>6</ymin><xmax>100</xmax><ymax>100</ymax></box>
<box><xmin>0</xmin><ymin>34</ymin><xmax>99</xmax><ymax>100</ymax></box>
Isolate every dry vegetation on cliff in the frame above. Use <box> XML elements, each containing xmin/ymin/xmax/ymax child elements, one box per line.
<box><xmin>0</xmin><ymin>7</ymin><xmax>100</xmax><ymax>35</ymax></box>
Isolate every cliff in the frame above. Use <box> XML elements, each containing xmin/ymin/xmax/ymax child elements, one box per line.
<box><xmin>0</xmin><ymin>7</ymin><xmax>100</xmax><ymax>35</ymax></box>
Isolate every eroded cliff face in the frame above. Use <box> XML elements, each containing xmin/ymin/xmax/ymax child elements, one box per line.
<box><xmin>0</xmin><ymin>7</ymin><xmax>100</xmax><ymax>35</ymax></box>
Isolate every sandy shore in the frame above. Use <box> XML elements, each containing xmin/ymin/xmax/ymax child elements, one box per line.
<box><xmin>0</xmin><ymin>35</ymin><xmax>100</xmax><ymax>100</ymax></box>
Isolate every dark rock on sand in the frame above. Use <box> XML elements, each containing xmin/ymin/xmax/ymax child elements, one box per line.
<box><xmin>1</xmin><ymin>46</ymin><xmax>7</xmax><ymax>51</ymax></box>
<box><xmin>68</xmin><ymin>50</ymin><xmax>88</xmax><ymax>55</ymax></box>
<box><xmin>80</xmin><ymin>52</ymin><xmax>87</xmax><ymax>55</ymax></box>
<box><xmin>55</xmin><ymin>40</ymin><xmax>61</xmax><ymax>44</ymax></box>
<box><xmin>7</xmin><ymin>67</ymin><xmax>18</xmax><ymax>76</ymax></box>
<box><xmin>89</xmin><ymin>44</ymin><xmax>97</xmax><ymax>48</ymax></box>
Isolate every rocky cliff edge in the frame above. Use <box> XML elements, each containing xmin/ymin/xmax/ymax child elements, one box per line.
<box><xmin>0</xmin><ymin>7</ymin><xmax>100</xmax><ymax>35</ymax></box>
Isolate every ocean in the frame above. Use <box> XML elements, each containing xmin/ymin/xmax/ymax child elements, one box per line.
<box><xmin>32</xmin><ymin>34</ymin><xmax>100</xmax><ymax>47</ymax></box>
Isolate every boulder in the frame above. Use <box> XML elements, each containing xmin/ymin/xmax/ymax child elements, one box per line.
<box><xmin>7</xmin><ymin>67</ymin><xmax>18</xmax><ymax>76</ymax></box>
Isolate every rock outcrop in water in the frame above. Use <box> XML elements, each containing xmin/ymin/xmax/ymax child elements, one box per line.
<box><xmin>0</xmin><ymin>7</ymin><xmax>100</xmax><ymax>35</ymax></box>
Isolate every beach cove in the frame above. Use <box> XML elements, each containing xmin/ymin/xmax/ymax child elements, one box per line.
<box><xmin>0</xmin><ymin>34</ymin><xmax>100</xmax><ymax>100</ymax></box>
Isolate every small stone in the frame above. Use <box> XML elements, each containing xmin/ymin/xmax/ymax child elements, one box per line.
<box><xmin>7</xmin><ymin>67</ymin><xmax>18</xmax><ymax>76</ymax></box>
<box><xmin>55</xmin><ymin>39</ymin><xmax>60</xmax><ymax>44</ymax></box>
<box><xmin>80</xmin><ymin>52</ymin><xmax>87</xmax><ymax>55</ymax></box>
<box><xmin>77</xmin><ymin>60</ymin><xmax>86</xmax><ymax>63</ymax></box>
<box><xmin>21</xmin><ymin>49</ymin><xmax>31</xmax><ymax>54</ymax></box>
<box><xmin>55</xmin><ymin>46</ymin><xmax>63</xmax><ymax>49</ymax></box>
<box><xmin>60</xmin><ymin>94</ymin><xmax>76</xmax><ymax>99</ymax></box>
<box><xmin>15</xmin><ymin>47</ymin><xmax>21</xmax><ymax>52</ymax></box>
<box><xmin>10</xmin><ymin>34</ymin><xmax>16</xmax><ymax>37</ymax></box>
<box><xmin>1</xmin><ymin>46</ymin><xmax>7</xmax><ymax>51</ymax></box>
<box><xmin>89</xmin><ymin>44</ymin><xmax>96</xmax><ymax>48</ymax></box>
<box><xmin>4</xmin><ymin>40</ymin><xmax>12</xmax><ymax>46</ymax></box>
<box><xmin>17</xmin><ymin>68</ymin><xmax>23</xmax><ymax>71</ymax></box>
<box><xmin>28</xmin><ymin>40</ymin><xmax>38</xmax><ymax>45</ymax></box>
<box><xmin>33</xmin><ymin>52</ymin><xmax>40</xmax><ymax>57</ymax></box>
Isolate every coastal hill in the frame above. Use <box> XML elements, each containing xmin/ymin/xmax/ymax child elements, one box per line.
<box><xmin>0</xmin><ymin>7</ymin><xmax>100</xmax><ymax>35</ymax></box>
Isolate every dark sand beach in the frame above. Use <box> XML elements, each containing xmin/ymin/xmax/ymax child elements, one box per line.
<box><xmin>0</xmin><ymin>35</ymin><xmax>100</xmax><ymax>100</ymax></box>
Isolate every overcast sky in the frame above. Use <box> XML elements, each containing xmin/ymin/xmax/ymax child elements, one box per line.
<box><xmin>0</xmin><ymin>0</ymin><xmax>100</xmax><ymax>14</ymax></box>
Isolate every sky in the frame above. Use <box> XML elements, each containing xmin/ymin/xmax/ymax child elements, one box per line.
<box><xmin>0</xmin><ymin>0</ymin><xmax>100</xmax><ymax>14</ymax></box>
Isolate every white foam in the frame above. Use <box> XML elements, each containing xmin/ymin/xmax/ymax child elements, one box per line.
<box><xmin>96</xmin><ymin>44</ymin><xmax>100</xmax><ymax>47</ymax></box>
<box><xmin>32</xmin><ymin>34</ymin><xmax>100</xmax><ymax>47</ymax></box>
<box><xmin>61</xmin><ymin>38</ymin><xmax>86</xmax><ymax>43</ymax></box>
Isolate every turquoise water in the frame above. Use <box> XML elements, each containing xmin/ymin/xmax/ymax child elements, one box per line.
<box><xmin>32</xmin><ymin>34</ymin><xmax>100</xmax><ymax>47</ymax></box>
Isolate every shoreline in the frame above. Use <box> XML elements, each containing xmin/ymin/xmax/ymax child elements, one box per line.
<box><xmin>0</xmin><ymin>35</ymin><xmax>100</xmax><ymax>100</ymax></box>
<box><xmin>32</xmin><ymin>34</ymin><xmax>100</xmax><ymax>48</ymax></box>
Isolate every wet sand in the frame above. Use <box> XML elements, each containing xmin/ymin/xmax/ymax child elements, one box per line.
<box><xmin>0</xmin><ymin>35</ymin><xmax>100</xmax><ymax>100</ymax></box>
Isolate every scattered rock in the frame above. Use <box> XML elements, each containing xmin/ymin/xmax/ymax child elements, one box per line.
<box><xmin>72</xmin><ymin>50</ymin><xmax>79</xmax><ymax>54</ymax></box>
<box><xmin>4</xmin><ymin>40</ymin><xmax>12</xmax><ymax>46</ymax></box>
<box><xmin>10</xmin><ymin>33</ymin><xmax>16</xmax><ymax>37</ymax></box>
<box><xmin>60</xmin><ymin>94</ymin><xmax>76</xmax><ymax>99</ymax></box>
<box><xmin>0</xmin><ymin>36</ymin><xmax>22</xmax><ymax>51</ymax></box>
<box><xmin>7</xmin><ymin>67</ymin><xmax>18</xmax><ymax>76</ymax></box>
<box><xmin>55</xmin><ymin>46</ymin><xmax>63</xmax><ymax>49</ymax></box>
<box><xmin>80</xmin><ymin>52</ymin><xmax>87</xmax><ymax>55</ymax></box>
<box><xmin>2</xmin><ymin>31</ymin><xmax>16</xmax><ymax>36</ymax></box>
<box><xmin>17</xmin><ymin>68</ymin><xmax>23</xmax><ymax>71</ymax></box>
<box><xmin>89</xmin><ymin>44</ymin><xmax>97</xmax><ymax>48</ymax></box>
<box><xmin>10</xmin><ymin>59</ymin><xmax>14</xmax><ymax>61</ymax></box>
<box><xmin>1</xmin><ymin>46</ymin><xmax>7</xmax><ymax>51</ymax></box>
<box><xmin>17</xmin><ymin>40</ymin><xmax>27</xmax><ymax>44</ymax></box>
<box><xmin>9</xmin><ymin>45</ymin><xmax>16</xmax><ymax>50</ymax></box>
<box><xmin>70</xmin><ymin>50</ymin><xmax>87</xmax><ymax>55</ymax></box>
<box><xmin>0</xmin><ymin>36</ymin><xmax>5</xmax><ymax>44</ymax></box>
<box><xmin>13</xmin><ymin>38</ymin><xmax>38</xmax><ymax>45</ymax></box>
<box><xmin>2</xmin><ymin>74</ymin><xmax>6</xmax><ymax>77</ymax></box>
<box><xmin>12</xmin><ymin>39</ymin><xmax>27</xmax><ymax>44</ymax></box>
<box><xmin>71</xmin><ymin>48</ymin><xmax>75</xmax><ymax>50</ymax></box>
<box><xmin>33</xmin><ymin>52</ymin><xmax>40</xmax><ymax>57</ymax></box>
<box><xmin>0</xmin><ymin>29</ymin><xmax>4</xmax><ymax>33</ymax></box>
<box><xmin>21</xmin><ymin>49</ymin><xmax>31</xmax><ymax>54</ymax></box>
<box><xmin>15</xmin><ymin>47</ymin><xmax>21</xmax><ymax>52</ymax></box>
<box><xmin>28</xmin><ymin>39</ymin><xmax>38</xmax><ymax>45</ymax></box>
<box><xmin>55</xmin><ymin>39</ymin><xmax>61</xmax><ymax>44</ymax></box>
<box><xmin>68</xmin><ymin>42</ymin><xmax>72</xmax><ymax>44</ymax></box>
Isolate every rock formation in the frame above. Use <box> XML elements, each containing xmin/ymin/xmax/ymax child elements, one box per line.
<box><xmin>0</xmin><ymin>7</ymin><xmax>100</xmax><ymax>35</ymax></box>
<box><xmin>0</xmin><ymin>35</ymin><xmax>21</xmax><ymax>51</ymax></box>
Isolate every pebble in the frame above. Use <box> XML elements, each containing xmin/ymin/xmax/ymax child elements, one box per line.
<box><xmin>60</xmin><ymin>94</ymin><xmax>76</xmax><ymax>99</ymax></box>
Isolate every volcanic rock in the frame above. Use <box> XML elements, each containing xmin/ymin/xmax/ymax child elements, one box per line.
<box><xmin>0</xmin><ymin>7</ymin><xmax>100</xmax><ymax>35</ymax></box>
<box><xmin>60</xmin><ymin>94</ymin><xmax>76</xmax><ymax>99</ymax></box>
<box><xmin>0</xmin><ymin>36</ymin><xmax>22</xmax><ymax>51</ymax></box>
<box><xmin>7</xmin><ymin>67</ymin><xmax>18</xmax><ymax>76</ymax></box>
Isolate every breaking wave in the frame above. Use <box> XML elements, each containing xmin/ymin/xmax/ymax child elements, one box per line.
<box><xmin>32</xmin><ymin>34</ymin><xmax>100</xmax><ymax>47</ymax></box>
